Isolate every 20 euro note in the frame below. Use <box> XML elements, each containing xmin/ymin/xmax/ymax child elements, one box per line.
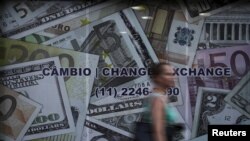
<box><xmin>42</xmin><ymin>8</ymin><xmax>163</xmax><ymax>104</ymax></box>
<box><xmin>0</xmin><ymin>38</ymin><xmax>99</xmax><ymax>141</ymax></box>
<box><xmin>0</xmin><ymin>85</ymin><xmax>41</xmax><ymax>141</ymax></box>
<box><xmin>0</xmin><ymin>57</ymin><xmax>74</xmax><ymax>140</ymax></box>
<box><xmin>20</xmin><ymin>0</ymin><xmax>131</xmax><ymax>44</ymax></box>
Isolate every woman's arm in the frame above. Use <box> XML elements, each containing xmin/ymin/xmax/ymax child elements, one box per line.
<box><xmin>151</xmin><ymin>97</ymin><xmax>167</xmax><ymax>141</ymax></box>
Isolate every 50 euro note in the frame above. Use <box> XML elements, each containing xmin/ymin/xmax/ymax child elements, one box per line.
<box><xmin>188</xmin><ymin>45</ymin><xmax>250</xmax><ymax>116</ymax></box>
<box><xmin>0</xmin><ymin>38</ymin><xmax>99</xmax><ymax>141</ymax></box>
<box><xmin>0</xmin><ymin>85</ymin><xmax>41</xmax><ymax>141</ymax></box>
<box><xmin>0</xmin><ymin>57</ymin><xmax>75</xmax><ymax>140</ymax></box>
<box><xmin>20</xmin><ymin>0</ymin><xmax>131</xmax><ymax>44</ymax></box>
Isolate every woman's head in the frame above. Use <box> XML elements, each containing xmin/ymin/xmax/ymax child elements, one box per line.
<box><xmin>150</xmin><ymin>62</ymin><xmax>176</xmax><ymax>88</ymax></box>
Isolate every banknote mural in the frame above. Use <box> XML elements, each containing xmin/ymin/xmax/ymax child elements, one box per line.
<box><xmin>0</xmin><ymin>0</ymin><xmax>250</xmax><ymax>141</ymax></box>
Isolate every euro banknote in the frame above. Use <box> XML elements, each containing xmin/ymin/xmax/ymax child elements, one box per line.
<box><xmin>188</xmin><ymin>45</ymin><xmax>250</xmax><ymax>115</ymax></box>
<box><xmin>0</xmin><ymin>84</ymin><xmax>41</xmax><ymax>141</ymax></box>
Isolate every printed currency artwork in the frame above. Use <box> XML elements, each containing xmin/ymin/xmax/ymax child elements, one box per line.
<box><xmin>1</xmin><ymin>1</ymin><xmax>250</xmax><ymax>141</ymax></box>
<box><xmin>174</xmin><ymin>27</ymin><xmax>195</xmax><ymax>46</ymax></box>
<box><xmin>0</xmin><ymin>85</ymin><xmax>41</xmax><ymax>141</ymax></box>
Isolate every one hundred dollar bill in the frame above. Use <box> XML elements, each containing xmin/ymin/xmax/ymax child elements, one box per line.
<box><xmin>0</xmin><ymin>57</ymin><xmax>75</xmax><ymax>140</ymax></box>
<box><xmin>0</xmin><ymin>0</ymin><xmax>113</xmax><ymax>38</ymax></box>
<box><xmin>81</xmin><ymin>116</ymin><xmax>133</xmax><ymax>141</ymax></box>
<box><xmin>192</xmin><ymin>87</ymin><xmax>250</xmax><ymax>138</ymax></box>
<box><xmin>43</xmin><ymin>8</ymin><xmax>162</xmax><ymax>104</ymax></box>
<box><xmin>20</xmin><ymin>0</ymin><xmax>130</xmax><ymax>44</ymax></box>
<box><xmin>166</xmin><ymin>10</ymin><xmax>203</xmax><ymax>68</ymax></box>
<box><xmin>225</xmin><ymin>71</ymin><xmax>250</xmax><ymax>118</ymax></box>
<box><xmin>177</xmin><ymin>0</ymin><xmax>244</xmax><ymax>23</ymax></box>
<box><xmin>0</xmin><ymin>38</ymin><xmax>99</xmax><ymax>141</ymax></box>
<box><xmin>33</xmin><ymin>99</ymin><xmax>91</xmax><ymax>141</ymax></box>
<box><xmin>188</xmin><ymin>45</ymin><xmax>250</xmax><ymax>116</ymax></box>
<box><xmin>0</xmin><ymin>84</ymin><xmax>41</xmax><ymax>141</ymax></box>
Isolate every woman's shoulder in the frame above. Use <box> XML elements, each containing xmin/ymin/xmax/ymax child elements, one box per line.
<box><xmin>150</xmin><ymin>92</ymin><xmax>166</xmax><ymax>102</ymax></box>
<box><xmin>151</xmin><ymin>92</ymin><xmax>165</xmax><ymax>97</ymax></box>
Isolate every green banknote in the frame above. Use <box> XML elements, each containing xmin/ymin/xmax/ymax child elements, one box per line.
<box><xmin>0</xmin><ymin>38</ymin><xmax>99</xmax><ymax>141</ymax></box>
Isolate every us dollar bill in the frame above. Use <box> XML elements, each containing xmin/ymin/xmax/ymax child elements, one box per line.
<box><xmin>192</xmin><ymin>87</ymin><xmax>250</xmax><ymax>138</ymax></box>
<box><xmin>95</xmin><ymin>106</ymin><xmax>191</xmax><ymax>141</ymax></box>
<box><xmin>190</xmin><ymin>135</ymin><xmax>207</xmax><ymax>141</ymax></box>
<box><xmin>20</xmin><ymin>0</ymin><xmax>130</xmax><ymax>44</ymax></box>
<box><xmin>2</xmin><ymin>1</ymin><xmax>53</xmax><ymax>26</ymax></box>
<box><xmin>81</xmin><ymin>116</ymin><xmax>133</xmax><ymax>141</ymax></box>
<box><xmin>0</xmin><ymin>57</ymin><xmax>75</xmax><ymax>140</ymax></box>
<box><xmin>225</xmin><ymin>71</ymin><xmax>250</xmax><ymax>118</ymax></box>
<box><xmin>0</xmin><ymin>0</ymin><xmax>112</xmax><ymax>39</ymax></box>
<box><xmin>88</xmin><ymin>76</ymin><xmax>182</xmax><ymax>116</ymax></box>
<box><xmin>0</xmin><ymin>38</ymin><xmax>99</xmax><ymax>141</ymax></box>
<box><xmin>177</xmin><ymin>0</ymin><xmax>244</xmax><ymax>23</ymax></box>
<box><xmin>188</xmin><ymin>45</ymin><xmax>250</xmax><ymax>116</ymax></box>
<box><xmin>33</xmin><ymin>100</ymin><xmax>88</xmax><ymax>141</ymax></box>
<box><xmin>43</xmin><ymin>8</ymin><xmax>163</xmax><ymax>104</ymax></box>
<box><xmin>177</xmin><ymin>76</ymin><xmax>193</xmax><ymax>129</ymax></box>
<box><xmin>166</xmin><ymin>10</ymin><xmax>203</xmax><ymax>68</ymax></box>
<box><xmin>0</xmin><ymin>84</ymin><xmax>41</xmax><ymax>141</ymax></box>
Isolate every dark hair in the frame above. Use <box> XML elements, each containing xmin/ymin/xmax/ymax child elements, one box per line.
<box><xmin>149</xmin><ymin>62</ymin><xmax>170</xmax><ymax>78</ymax></box>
